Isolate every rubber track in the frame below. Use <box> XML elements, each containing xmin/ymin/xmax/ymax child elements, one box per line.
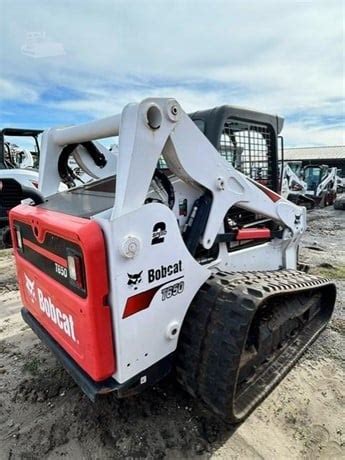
<box><xmin>176</xmin><ymin>270</ymin><xmax>336</xmax><ymax>423</ymax></box>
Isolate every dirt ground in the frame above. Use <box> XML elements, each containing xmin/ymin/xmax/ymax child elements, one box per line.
<box><xmin>0</xmin><ymin>207</ymin><xmax>344</xmax><ymax>460</ymax></box>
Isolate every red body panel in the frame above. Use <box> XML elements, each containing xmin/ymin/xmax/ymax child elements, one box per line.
<box><xmin>236</xmin><ymin>228</ymin><xmax>271</xmax><ymax>240</ymax></box>
<box><xmin>253</xmin><ymin>180</ymin><xmax>282</xmax><ymax>202</ymax></box>
<box><xmin>9</xmin><ymin>204</ymin><xmax>115</xmax><ymax>381</ymax></box>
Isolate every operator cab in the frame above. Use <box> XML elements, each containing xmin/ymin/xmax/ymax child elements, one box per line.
<box><xmin>188</xmin><ymin>106</ymin><xmax>284</xmax><ymax>251</ymax></box>
<box><xmin>189</xmin><ymin>105</ymin><xmax>282</xmax><ymax>193</ymax></box>
<box><xmin>304</xmin><ymin>165</ymin><xmax>328</xmax><ymax>192</ymax></box>
<box><xmin>0</xmin><ymin>128</ymin><xmax>42</xmax><ymax>170</ymax></box>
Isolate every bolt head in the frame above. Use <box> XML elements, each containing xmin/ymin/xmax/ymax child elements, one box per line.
<box><xmin>167</xmin><ymin>100</ymin><xmax>180</xmax><ymax>121</ymax></box>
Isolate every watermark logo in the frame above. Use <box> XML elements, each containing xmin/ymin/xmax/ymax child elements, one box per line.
<box><xmin>21</xmin><ymin>32</ymin><xmax>65</xmax><ymax>58</ymax></box>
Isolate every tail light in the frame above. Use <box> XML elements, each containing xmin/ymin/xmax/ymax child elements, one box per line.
<box><xmin>67</xmin><ymin>251</ymin><xmax>85</xmax><ymax>290</ymax></box>
<box><xmin>15</xmin><ymin>226</ymin><xmax>23</xmax><ymax>251</ymax></box>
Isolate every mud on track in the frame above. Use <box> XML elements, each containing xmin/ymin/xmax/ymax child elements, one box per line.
<box><xmin>0</xmin><ymin>207</ymin><xmax>344</xmax><ymax>459</ymax></box>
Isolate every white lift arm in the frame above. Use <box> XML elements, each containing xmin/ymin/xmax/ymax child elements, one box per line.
<box><xmin>39</xmin><ymin>98</ymin><xmax>306</xmax><ymax>250</ymax></box>
<box><xmin>281</xmin><ymin>164</ymin><xmax>307</xmax><ymax>198</ymax></box>
<box><xmin>317</xmin><ymin>167</ymin><xmax>338</xmax><ymax>196</ymax></box>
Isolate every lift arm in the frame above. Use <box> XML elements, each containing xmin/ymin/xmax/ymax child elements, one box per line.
<box><xmin>39</xmin><ymin>98</ymin><xmax>306</xmax><ymax>251</ymax></box>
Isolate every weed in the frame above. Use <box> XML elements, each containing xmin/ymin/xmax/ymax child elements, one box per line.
<box><xmin>310</xmin><ymin>265</ymin><xmax>345</xmax><ymax>280</ymax></box>
<box><xmin>23</xmin><ymin>357</ymin><xmax>41</xmax><ymax>375</ymax></box>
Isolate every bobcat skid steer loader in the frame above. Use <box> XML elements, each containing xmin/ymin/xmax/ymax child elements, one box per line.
<box><xmin>304</xmin><ymin>164</ymin><xmax>338</xmax><ymax>207</ymax></box>
<box><xmin>280</xmin><ymin>163</ymin><xmax>315</xmax><ymax>209</ymax></box>
<box><xmin>0</xmin><ymin>128</ymin><xmax>43</xmax><ymax>248</ymax></box>
<box><xmin>9</xmin><ymin>98</ymin><xmax>336</xmax><ymax>422</ymax></box>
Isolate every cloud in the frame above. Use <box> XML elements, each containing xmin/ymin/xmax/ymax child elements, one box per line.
<box><xmin>0</xmin><ymin>0</ymin><xmax>344</xmax><ymax>146</ymax></box>
<box><xmin>0</xmin><ymin>78</ymin><xmax>39</xmax><ymax>103</ymax></box>
<box><xmin>284</xmin><ymin>122</ymin><xmax>344</xmax><ymax>147</ymax></box>
<box><xmin>51</xmin><ymin>84</ymin><xmax>225</xmax><ymax>118</ymax></box>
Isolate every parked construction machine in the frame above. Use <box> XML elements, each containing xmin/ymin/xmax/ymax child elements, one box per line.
<box><xmin>0</xmin><ymin>128</ymin><xmax>42</xmax><ymax>170</ymax></box>
<box><xmin>304</xmin><ymin>164</ymin><xmax>337</xmax><ymax>207</ymax></box>
<box><xmin>0</xmin><ymin>128</ymin><xmax>43</xmax><ymax>248</ymax></box>
<box><xmin>0</xmin><ymin>127</ymin><xmax>42</xmax><ymax>181</ymax></box>
<box><xmin>280</xmin><ymin>163</ymin><xmax>315</xmax><ymax>209</ymax></box>
<box><xmin>8</xmin><ymin>98</ymin><xmax>336</xmax><ymax>422</ymax></box>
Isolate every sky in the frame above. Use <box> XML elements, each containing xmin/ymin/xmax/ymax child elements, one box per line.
<box><xmin>0</xmin><ymin>0</ymin><xmax>344</xmax><ymax>147</ymax></box>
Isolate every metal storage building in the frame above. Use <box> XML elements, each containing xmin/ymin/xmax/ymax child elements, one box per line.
<box><xmin>284</xmin><ymin>146</ymin><xmax>345</xmax><ymax>176</ymax></box>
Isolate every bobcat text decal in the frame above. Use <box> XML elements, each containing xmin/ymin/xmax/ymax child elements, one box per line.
<box><xmin>24</xmin><ymin>273</ymin><xmax>76</xmax><ymax>342</ymax></box>
<box><xmin>37</xmin><ymin>289</ymin><xmax>76</xmax><ymax>342</ymax></box>
<box><xmin>126</xmin><ymin>261</ymin><xmax>183</xmax><ymax>290</ymax></box>
<box><xmin>148</xmin><ymin>260</ymin><xmax>183</xmax><ymax>283</ymax></box>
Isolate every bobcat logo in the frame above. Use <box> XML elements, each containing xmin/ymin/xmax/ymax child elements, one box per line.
<box><xmin>24</xmin><ymin>273</ymin><xmax>36</xmax><ymax>302</ymax></box>
<box><xmin>127</xmin><ymin>271</ymin><xmax>143</xmax><ymax>290</ymax></box>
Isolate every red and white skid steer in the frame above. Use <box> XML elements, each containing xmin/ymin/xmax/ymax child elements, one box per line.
<box><xmin>9</xmin><ymin>98</ymin><xmax>336</xmax><ymax>422</ymax></box>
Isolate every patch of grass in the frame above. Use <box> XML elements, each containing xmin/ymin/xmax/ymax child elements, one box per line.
<box><xmin>311</xmin><ymin>265</ymin><xmax>345</xmax><ymax>280</ymax></box>
<box><xmin>23</xmin><ymin>357</ymin><xmax>41</xmax><ymax>375</ymax></box>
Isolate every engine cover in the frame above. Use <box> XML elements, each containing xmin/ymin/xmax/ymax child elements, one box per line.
<box><xmin>10</xmin><ymin>204</ymin><xmax>115</xmax><ymax>381</ymax></box>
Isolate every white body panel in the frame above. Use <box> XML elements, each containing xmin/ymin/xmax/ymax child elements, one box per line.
<box><xmin>0</xmin><ymin>168</ymin><xmax>38</xmax><ymax>189</ymax></box>
<box><xmin>96</xmin><ymin>203</ymin><xmax>209</xmax><ymax>383</ymax></box>
<box><xmin>0</xmin><ymin>168</ymin><xmax>68</xmax><ymax>195</ymax></box>
<box><xmin>217</xmin><ymin>240</ymin><xmax>287</xmax><ymax>272</ymax></box>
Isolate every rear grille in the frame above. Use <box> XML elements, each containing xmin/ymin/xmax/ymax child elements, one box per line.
<box><xmin>220</xmin><ymin>119</ymin><xmax>274</xmax><ymax>190</ymax></box>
